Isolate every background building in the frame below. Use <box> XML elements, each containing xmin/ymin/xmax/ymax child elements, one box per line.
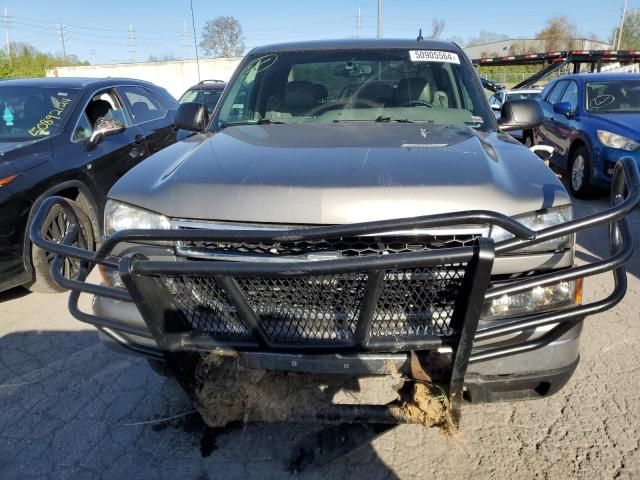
<box><xmin>47</xmin><ymin>57</ymin><xmax>242</xmax><ymax>99</ymax></box>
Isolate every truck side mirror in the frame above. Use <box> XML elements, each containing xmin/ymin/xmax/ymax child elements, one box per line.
<box><xmin>175</xmin><ymin>102</ymin><xmax>209</xmax><ymax>132</ymax></box>
<box><xmin>498</xmin><ymin>99</ymin><xmax>543</xmax><ymax>132</ymax></box>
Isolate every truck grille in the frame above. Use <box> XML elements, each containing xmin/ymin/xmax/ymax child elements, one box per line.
<box><xmin>154</xmin><ymin>264</ymin><xmax>466</xmax><ymax>344</ymax></box>
<box><xmin>171</xmin><ymin>220</ymin><xmax>484</xmax><ymax>261</ymax></box>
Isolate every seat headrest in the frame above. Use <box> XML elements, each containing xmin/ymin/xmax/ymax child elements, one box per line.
<box><xmin>87</xmin><ymin>99</ymin><xmax>112</xmax><ymax>124</ymax></box>
<box><xmin>131</xmin><ymin>101</ymin><xmax>151</xmax><ymax>122</ymax></box>
<box><xmin>283</xmin><ymin>81</ymin><xmax>324</xmax><ymax>109</ymax></box>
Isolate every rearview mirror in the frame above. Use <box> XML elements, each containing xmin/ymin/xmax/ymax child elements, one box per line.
<box><xmin>553</xmin><ymin>101</ymin><xmax>574</xmax><ymax>118</ymax></box>
<box><xmin>86</xmin><ymin>118</ymin><xmax>125</xmax><ymax>151</ymax></box>
<box><xmin>498</xmin><ymin>99</ymin><xmax>543</xmax><ymax>132</ymax></box>
<box><xmin>175</xmin><ymin>102</ymin><xmax>209</xmax><ymax>132</ymax></box>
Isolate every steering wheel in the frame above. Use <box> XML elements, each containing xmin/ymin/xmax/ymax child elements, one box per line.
<box><xmin>305</xmin><ymin>99</ymin><xmax>381</xmax><ymax>118</ymax></box>
<box><xmin>400</xmin><ymin>100</ymin><xmax>433</xmax><ymax>108</ymax></box>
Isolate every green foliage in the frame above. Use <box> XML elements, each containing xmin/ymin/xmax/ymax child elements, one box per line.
<box><xmin>0</xmin><ymin>42</ymin><xmax>88</xmax><ymax>79</ymax></box>
<box><xmin>612</xmin><ymin>9</ymin><xmax>640</xmax><ymax>49</ymax></box>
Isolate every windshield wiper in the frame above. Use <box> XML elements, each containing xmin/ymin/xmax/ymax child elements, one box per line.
<box><xmin>220</xmin><ymin>119</ymin><xmax>287</xmax><ymax>128</ymax></box>
<box><xmin>374</xmin><ymin>115</ymin><xmax>414</xmax><ymax>123</ymax></box>
<box><xmin>332</xmin><ymin>116</ymin><xmax>414</xmax><ymax>123</ymax></box>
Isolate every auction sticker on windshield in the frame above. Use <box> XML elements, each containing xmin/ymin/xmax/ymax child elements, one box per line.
<box><xmin>409</xmin><ymin>50</ymin><xmax>460</xmax><ymax>64</ymax></box>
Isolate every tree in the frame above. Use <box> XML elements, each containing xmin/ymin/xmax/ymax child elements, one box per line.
<box><xmin>0</xmin><ymin>42</ymin><xmax>88</xmax><ymax>78</ymax></box>
<box><xmin>536</xmin><ymin>16</ymin><xmax>578</xmax><ymax>51</ymax></box>
<box><xmin>508</xmin><ymin>39</ymin><xmax>536</xmax><ymax>56</ymax></box>
<box><xmin>147</xmin><ymin>53</ymin><xmax>177</xmax><ymax>62</ymax></box>
<box><xmin>199</xmin><ymin>16</ymin><xmax>245</xmax><ymax>57</ymax></box>
<box><xmin>428</xmin><ymin>19</ymin><xmax>445</xmax><ymax>39</ymax></box>
<box><xmin>612</xmin><ymin>9</ymin><xmax>640</xmax><ymax>49</ymax></box>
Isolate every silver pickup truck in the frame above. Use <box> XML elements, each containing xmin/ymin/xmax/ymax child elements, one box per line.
<box><xmin>31</xmin><ymin>39</ymin><xmax>638</xmax><ymax>433</ymax></box>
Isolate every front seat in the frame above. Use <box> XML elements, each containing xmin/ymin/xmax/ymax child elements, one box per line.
<box><xmin>392</xmin><ymin>78</ymin><xmax>432</xmax><ymax>106</ymax></box>
<box><xmin>86</xmin><ymin>99</ymin><xmax>112</xmax><ymax>127</ymax></box>
<box><xmin>280</xmin><ymin>81</ymin><xmax>325</xmax><ymax>116</ymax></box>
<box><xmin>131</xmin><ymin>101</ymin><xmax>152</xmax><ymax>123</ymax></box>
<box><xmin>432</xmin><ymin>90</ymin><xmax>450</xmax><ymax>108</ymax></box>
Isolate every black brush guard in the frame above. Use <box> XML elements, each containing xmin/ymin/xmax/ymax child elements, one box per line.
<box><xmin>29</xmin><ymin>158</ymin><xmax>640</xmax><ymax>425</ymax></box>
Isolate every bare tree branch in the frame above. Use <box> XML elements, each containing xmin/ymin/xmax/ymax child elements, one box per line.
<box><xmin>199</xmin><ymin>16</ymin><xmax>245</xmax><ymax>58</ymax></box>
<box><xmin>428</xmin><ymin>19</ymin><xmax>446</xmax><ymax>39</ymax></box>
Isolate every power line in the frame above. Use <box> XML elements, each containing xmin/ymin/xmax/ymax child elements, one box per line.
<box><xmin>356</xmin><ymin>7</ymin><xmax>362</xmax><ymax>38</ymax></box>
<box><xmin>128</xmin><ymin>23</ymin><xmax>136</xmax><ymax>63</ymax></box>
<box><xmin>11</xmin><ymin>14</ymin><xmax>182</xmax><ymax>35</ymax></box>
<box><xmin>183</xmin><ymin>20</ymin><xmax>189</xmax><ymax>60</ymax></box>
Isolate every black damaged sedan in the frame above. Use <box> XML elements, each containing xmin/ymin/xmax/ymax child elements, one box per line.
<box><xmin>0</xmin><ymin>77</ymin><xmax>179</xmax><ymax>293</ymax></box>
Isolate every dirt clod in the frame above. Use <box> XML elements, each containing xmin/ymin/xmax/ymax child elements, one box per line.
<box><xmin>398</xmin><ymin>383</ymin><xmax>454</xmax><ymax>431</ymax></box>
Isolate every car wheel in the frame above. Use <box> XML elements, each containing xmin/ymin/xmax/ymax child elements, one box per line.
<box><xmin>568</xmin><ymin>146</ymin><xmax>595</xmax><ymax>199</ymax></box>
<box><xmin>26</xmin><ymin>198</ymin><xmax>95</xmax><ymax>293</ymax></box>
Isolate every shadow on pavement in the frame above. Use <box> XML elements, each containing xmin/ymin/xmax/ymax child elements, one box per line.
<box><xmin>0</xmin><ymin>286</ymin><xmax>30</xmax><ymax>304</ymax></box>
<box><xmin>0</xmin><ymin>329</ymin><xmax>400</xmax><ymax>479</ymax></box>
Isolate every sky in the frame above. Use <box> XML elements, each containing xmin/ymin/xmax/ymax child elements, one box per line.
<box><xmin>1</xmin><ymin>0</ymin><xmax>638</xmax><ymax>65</ymax></box>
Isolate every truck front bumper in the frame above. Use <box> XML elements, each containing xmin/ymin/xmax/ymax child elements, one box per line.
<box><xmin>29</xmin><ymin>158</ymin><xmax>639</xmax><ymax>424</ymax></box>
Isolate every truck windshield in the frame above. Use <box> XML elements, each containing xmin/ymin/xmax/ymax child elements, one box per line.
<box><xmin>216</xmin><ymin>49</ymin><xmax>493</xmax><ymax>130</ymax></box>
<box><xmin>586</xmin><ymin>80</ymin><xmax>640</xmax><ymax>113</ymax></box>
<box><xmin>0</xmin><ymin>86</ymin><xmax>80</xmax><ymax>142</ymax></box>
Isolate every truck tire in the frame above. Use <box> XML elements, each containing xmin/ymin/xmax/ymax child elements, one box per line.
<box><xmin>26</xmin><ymin>198</ymin><xmax>95</xmax><ymax>293</ymax></box>
<box><xmin>568</xmin><ymin>145</ymin><xmax>595</xmax><ymax>199</ymax></box>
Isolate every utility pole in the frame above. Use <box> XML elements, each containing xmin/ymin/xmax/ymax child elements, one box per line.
<box><xmin>356</xmin><ymin>7</ymin><xmax>362</xmax><ymax>38</ymax></box>
<box><xmin>89</xmin><ymin>50</ymin><xmax>96</xmax><ymax>64</ymax></box>
<box><xmin>377</xmin><ymin>0</ymin><xmax>382</xmax><ymax>38</ymax></box>
<box><xmin>182</xmin><ymin>20</ymin><xmax>189</xmax><ymax>59</ymax></box>
<box><xmin>3</xmin><ymin>7</ymin><xmax>9</xmax><ymax>57</ymax></box>
<box><xmin>58</xmin><ymin>23</ymin><xmax>66</xmax><ymax>59</ymax></box>
<box><xmin>128</xmin><ymin>23</ymin><xmax>136</xmax><ymax>63</ymax></box>
<box><xmin>617</xmin><ymin>0</ymin><xmax>628</xmax><ymax>50</ymax></box>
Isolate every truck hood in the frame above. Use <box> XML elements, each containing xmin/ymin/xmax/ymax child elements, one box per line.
<box><xmin>109</xmin><ymin>124</ymin><xmax>570</xmax><ymax>224</ymax></box>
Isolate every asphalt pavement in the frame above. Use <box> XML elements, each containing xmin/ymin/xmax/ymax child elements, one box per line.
<box><xmin>0</xmin><ymin>195</ymin><xmax>639</xmax><ymax>480</ymax></box>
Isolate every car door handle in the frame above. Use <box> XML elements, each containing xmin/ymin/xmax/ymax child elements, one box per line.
<box><xmin>133</xmin><ymin>134</ymin><xmax>145</xmax><ymax>145</ymax></box>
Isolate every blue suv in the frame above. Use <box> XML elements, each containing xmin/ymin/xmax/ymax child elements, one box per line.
<box><xmin>534</xmin><ymin>72</ymin><xmax>640</xmax><ymax>197</ymax></box>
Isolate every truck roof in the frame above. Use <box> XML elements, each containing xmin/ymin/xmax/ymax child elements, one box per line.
<box><xmin>250</xmin><ymin>38</ymin><xmax>461</xmax><ymax>55</ymax></box>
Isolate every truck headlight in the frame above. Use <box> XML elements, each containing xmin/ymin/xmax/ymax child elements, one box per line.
<box><xmin>597</xmin><ymin>130</ymin><xmax>640</xmax><ymax>151</ymax></box>
<box><xmin>104</xmin><ymin>199</ymin><xmax>170</xmax><ymax>238</ymax></box>
<box><xmin>489</xmin><ymin>205</ymin><xmax>573</xmax><ymax>252</ymax></box>
<box><xmin>101</xmin><ymin>200</ymin><xmax>171</xmax><ymax>288</ymax></box>
<box><xmin>481</xmin><ymin>278</ymin><xmax>582</xmax><ymax>320</ymax></box>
